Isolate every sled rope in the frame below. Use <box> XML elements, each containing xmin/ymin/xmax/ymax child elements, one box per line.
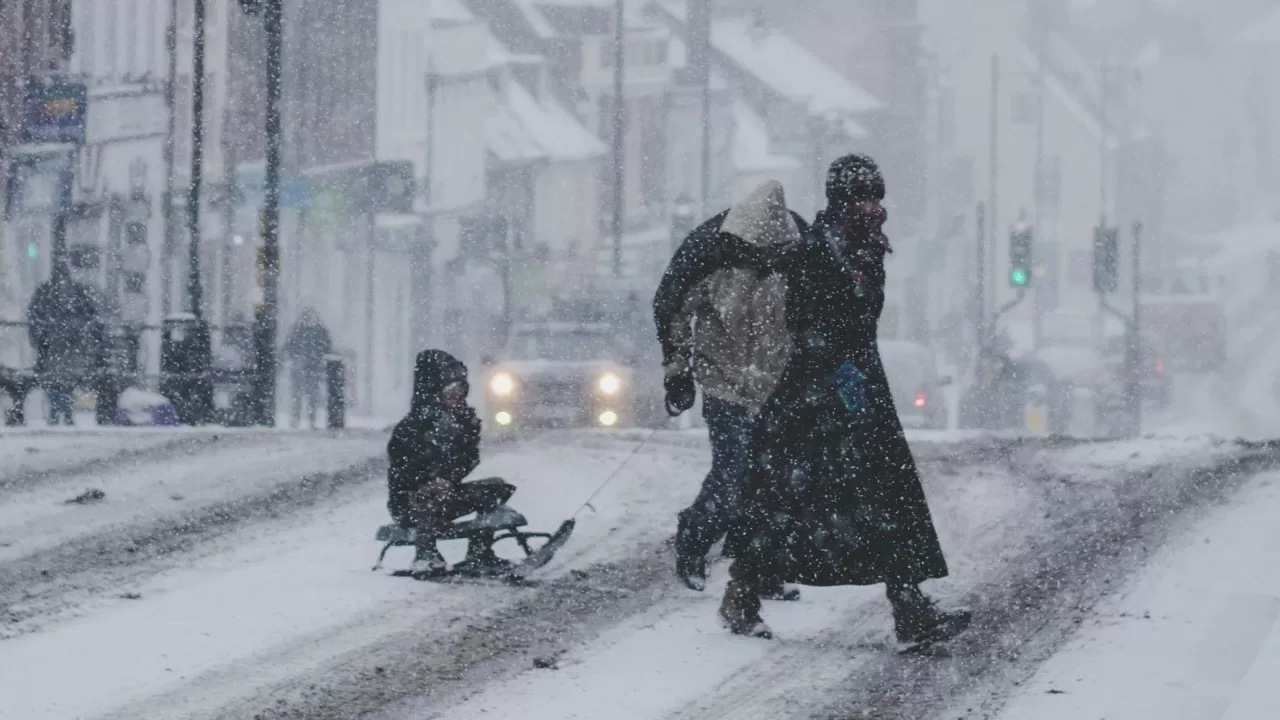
<box><xmin>572</xmin><ymin>428</ymin><xmax>659</xmax><ymax>518</ymax></box>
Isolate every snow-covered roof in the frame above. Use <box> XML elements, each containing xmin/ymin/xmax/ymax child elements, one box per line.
<box><xmin>512</xmin><ymin>0</ymin><xmax>558</xmax><ymax>38</ymax></box>
<box><xmin>487</xmin><ymin>101</ymin><xmax>546</xmax><ymax>163</ymax></box>
<box><xmin>508</xmin><ymin>81</ymin><xmax>605</xmax><ymax>160</ymax></box>
<box><xmin>429</xmin><ymin>0</ymin><xmax>474</xmax><ymax>23</ymax></box>
<box><xmin>665</xmin><ymin>35</ymin><xmax>731</xmax><ymax>91</ymax></box>
<box><xmin>1236</xmin><ymin>5</ymin><xmax>1280</xmax><ymax>43</ymax></box>
<box><xmin>1015</xmin><ymin>43</ymin><xmax>1120</xmax><ymax>150</ymax></box>
<box><xmin>487</xmin><ymin>57</ymin><xmax>606</xmax><ymax>164</ymax></box>
<box><xmin>732</xmin><ymin>99</ymin><xmax>801</xmax><ymax>173</ymax></box>
<box><xmin>654</xmin><ymin>2</ymin><xmax>881</xmax><ymax>118</ymax></box>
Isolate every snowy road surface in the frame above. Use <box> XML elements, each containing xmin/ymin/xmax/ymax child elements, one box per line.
<box><xmin>3</xmin><ymin>426</ymin><xmax>1278</xmax><ymax>720</ymax></box>
<box><xmin>989</xmin><ymin>470</ymin><xmax>1280</xmax><ymax>720</ymax></box>
<box><xmin>5</xmin><ymin>245</ymin><xmax>1280</xmax><ymax>720</ymax></box>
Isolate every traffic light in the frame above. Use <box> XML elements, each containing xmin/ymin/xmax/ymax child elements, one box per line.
<box><xmin>1093</xmin><ymin>225</ymin><xmax>1119</xmax><ymax>293</ymax></box>
<box><xmin>1009</xmin><ymin>224</ymin><xmax>1033</xmax><ymax>287</ymax></box>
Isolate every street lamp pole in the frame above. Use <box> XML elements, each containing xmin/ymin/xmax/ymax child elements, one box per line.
<box><xmin>610</xmin><ymin>0</ymin><xmax>625</xmax><ymax>278</ymax></box>
<box><xmin>688</xmin><ymin>0</ymin><xmax>712</xmax><ymax>215</ymax></box>
<box><xmin>187</xmin><ymin>0</ymin><xmax>206</xmax><ymax>317</ymax></box>
<box><xmin>259</xmin><ymin>0</ymin><xmax>283</xmax><ymax>425</ymax></box>
<box><xmin>162</xmin><ymin>0</ymin><xmax>179</xmax><ymax>315</ymax></box>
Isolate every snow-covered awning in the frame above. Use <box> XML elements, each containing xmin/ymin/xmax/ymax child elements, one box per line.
<box><xmin>487</xmin><ymin>74</ymin><xmax>606</xmax><ymax>164</ymax></box>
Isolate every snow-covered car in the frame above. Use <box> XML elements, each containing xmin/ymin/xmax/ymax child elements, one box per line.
<box><xmin>879</xmin><ymin>340</ymin><xmax>950</xmax><ymax>429</ymax></box>
<box><xmin>115</xmin><ymin>387</ymin><xmax>180</xmax><ymax>426</ymax></box>
<box><xmin>482</xmin><ymin>322</ymin><xmax>642</xmax><ymax>431</ymax></box>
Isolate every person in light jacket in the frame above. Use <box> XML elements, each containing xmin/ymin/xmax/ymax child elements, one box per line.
<box><xmin>653</xmin><ymin>180</ymin><xmax>808</xmax><ymax>600</ymax></box>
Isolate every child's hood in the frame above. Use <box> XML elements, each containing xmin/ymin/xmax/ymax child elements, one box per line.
<box><xmin>411</xmin><ymin>349</ymin><xmax>469</xmax><ymax>411</ymax></box>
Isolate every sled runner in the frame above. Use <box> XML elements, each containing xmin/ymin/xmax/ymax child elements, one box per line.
<box><xmin>372</xmin><ymin>506</ymin><xmax>575</xmax><ymax>583</ymax></box>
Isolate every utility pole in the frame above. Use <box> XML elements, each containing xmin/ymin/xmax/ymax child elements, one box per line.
<box><xmin>260</xmin><ymin>0</ymin><xmax>283</xmax><ymax>425</ymax></box>
<box><xmin>187</xmin><ymin>0</ymin><xmax>206</xmax><ymax>317</ymax></box>
<box><xmin>1099</xmin><ymin>64</ymin><xmax>1110</xmax><ymax>223</ymax></box>
<box><xmin>162</xmin><ymin>0</ymin><xmax>178</xmax><ymax>315</ymax></box>
<box><xmin>1031</xmin><ymin>51</ymin><xmax>1046</xmax><ymax>359</ymax></box>
<box><xmin>988</xmin><ymin>54</ymin><xmax>999</xmax><ymax>320</ymax></box>
<box><xmin>1130</xmin><ymin>219</ymin><xmax>1143</xmax><ymax>434</ymax></box>
<box><xmin>688</xmin><ymin>0</ymin><xmax>712</xmax><ymax>215</ymax></box>
<box><xmin>976</xmin><ymin>202</ymin><xmax>986</xmax><ymax>350</ymax></box>
<box><xmin>610</xmin><ymin>0</ymin><xmax>625</xmax><ymax>278</ymax></box>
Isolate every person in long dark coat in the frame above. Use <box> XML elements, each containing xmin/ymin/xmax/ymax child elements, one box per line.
<box><xmin>718</xmin><ymin>155</ymin><xmax>968</xmax><ymax>644</ymax></box>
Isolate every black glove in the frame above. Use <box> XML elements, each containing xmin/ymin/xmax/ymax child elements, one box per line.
<box><xmin>664</xmin><ymin>371</ymin><xmax>697</xmax><ymax>416</ymax></box>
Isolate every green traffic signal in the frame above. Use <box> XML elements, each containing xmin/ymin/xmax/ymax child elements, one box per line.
<box><xmin>27</xmin><ymin>242</ymin><xmax>38</xmax><ymax>260</ymax></box>
<box><xmin>1009</xmin><ymin>225</ymin><xmax>1034</xmax><ymax>288</ymax></box>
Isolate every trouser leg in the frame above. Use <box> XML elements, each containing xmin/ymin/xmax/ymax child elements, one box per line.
<box><xmin>677</xmin><ymin>396</ymin><xmax>752</xmax><ymax>559</ymax></box>
<box><xmin>719</xmin><ymin>556</ymin><xmax>770</xmax><ymax>637</ymax></box>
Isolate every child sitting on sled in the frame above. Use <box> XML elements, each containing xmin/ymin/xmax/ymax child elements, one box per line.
<box><xmin>387</xmin><ymin>349</ymin><xmax>515</xmax><ymax>577</ymax></box>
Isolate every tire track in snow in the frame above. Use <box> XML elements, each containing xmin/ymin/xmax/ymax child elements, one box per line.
<box><xmin>0</xmin><ymin>432</ymin><xmax>237</xmax><ymax>494</ymax></box>
<box><xmin>0</xmin><ymin>461</ymin><xmax>386</xmax><ymax>640</ymax></box>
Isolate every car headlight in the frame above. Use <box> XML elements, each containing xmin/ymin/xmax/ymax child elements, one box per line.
<box><xmin>598</xmin><ymin>372</ymin><xmax>622</xmax><ymax>395</ymax></box>
<box><xmin>490</xmin><ymin>372</ymin><xmax>516</xmax><ymax>397</ymax></box>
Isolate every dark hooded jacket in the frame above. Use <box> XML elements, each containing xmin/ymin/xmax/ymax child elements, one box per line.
<box><xmin>723</xmin><ymin>208</ymin><xmax>949</xmax><ymax>587</ymax></box>
<box><xmin>284</xmin><ymin>313</ymin><xmax>333</xmax><ymax>377</ymax></box>
<box><xmin>27</xmin><ymin>264</ymin><xmax>103</xmax><ymax>384</ymax></box>
<box><xmin>387</xmin><ymin>350</ymin><xmax>482</xmax><ymax>524</ymax></box>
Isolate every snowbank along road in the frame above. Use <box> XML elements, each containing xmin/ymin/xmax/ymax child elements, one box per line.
<box><xmin>4</xmin><ymin>426</ymin><xmax>1278</xmax><ymax>720</ymax></box>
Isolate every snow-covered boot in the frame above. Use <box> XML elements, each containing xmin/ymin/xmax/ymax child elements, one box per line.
<box><xmin>456</xmin><ymin>533</ymin><xmax>515</xmax><ymax>576</ymax></box>
<box><xmin>888</xmin><ymin>584</ymin><xmax>971</xmax><ymax>646</ymax></box>
<box><xmin>410</xmin><ymin>543</ymin><xmax>449</xmax><ymax>578</ymax></box>
<box><xmin>675</xmin><ymin>513</ymin><xmax>708</xmax><ymax>591</ymax></box>
<box><xmin>719</xmin><ymin>578</ymin><xmax>773</xmax><ymax>639</ymax></box>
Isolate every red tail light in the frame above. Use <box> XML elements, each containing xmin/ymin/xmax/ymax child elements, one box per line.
<box><xmin>1154</xmin><ymin>358</ymin><xmax>1164</xmax><ymax>374</ymax></box>
<box><xmin>914</xmin><ymin>392</ymin><xmax>927</xmax><ymax>408</ymax></box>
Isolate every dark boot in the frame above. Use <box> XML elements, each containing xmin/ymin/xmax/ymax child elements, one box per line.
<box><xmin>887</xmin><ymin>584</ymin><xmax>971</xmax><ymax>645</ymax></box>
<box><xmin>410</xmin><ymin>540</ymin><xmax>448</xmax><ymax>578</ymax></box>
<box><xmin>457</xmin><ymin>532</ymin><xmax>514</xmax><ymax>575</ymax></box>
<box><xmin>675</xmin><ymin>511</ymin><xmax>708</xmax><ymax>591</ymax></box>
<box><xmin>719</xmin><ymin>575</ymin><xmax>772</xmax><ymax>639</ymax></box>
<box><xmin>759</xmin><ymin>582</ymin><xmax>801</xmax><ymax>602</ymax></box>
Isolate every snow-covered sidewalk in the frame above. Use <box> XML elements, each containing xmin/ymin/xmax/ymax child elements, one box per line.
<box><xmin>990</xmin><ymin>470</ymin><xmax>1280</xmax><ymax>720</ymax></box>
